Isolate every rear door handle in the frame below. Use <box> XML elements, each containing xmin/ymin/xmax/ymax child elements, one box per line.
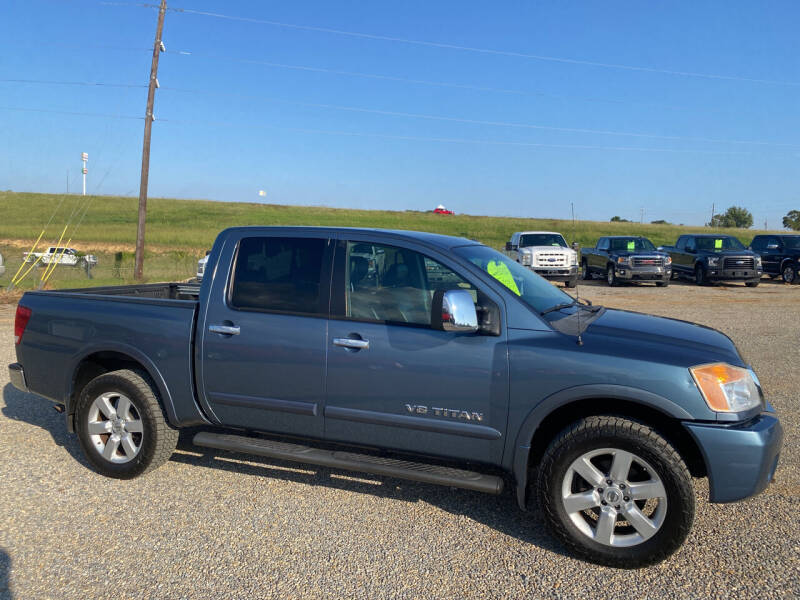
<box><xmin>333</xmin><ymin>338</ymin><xmax>369</xmax><ymax>350</ymax></box>
<box><xmin>209</xmin><ymin>324</ymin><xmax>240</xmax><ymax>336</ymax></box>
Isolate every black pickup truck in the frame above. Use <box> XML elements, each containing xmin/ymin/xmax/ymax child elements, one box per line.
<box><xmin>581</xmin><ymin>236</ymin><xmax>671</xmax><ymax>286</ymax></box>
<box><xmin>748</xmin><ymin>234</ymin><xmax>800</xmax><ymax>284</ymax></box>
<box><xmin>662</xmin><ymin>234</ymin><xmax>762</xmax><ymax>286</ymax></box>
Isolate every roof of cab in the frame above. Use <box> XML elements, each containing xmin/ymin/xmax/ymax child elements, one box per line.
<box><xmin>219</xmin><ymin>226</ymin><xmax>481</xmax><ymax>250</ymax></box>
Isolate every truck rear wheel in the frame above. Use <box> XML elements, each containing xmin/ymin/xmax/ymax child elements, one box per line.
<box><xmin>75</xmin><ymin>369</ymin><xmax>178</xmax><ymax>479</ymax></box>
<box><xmin>536</xmin><ymin>416</ymin><xmax>694</xmax><ymax>568</ymax></box>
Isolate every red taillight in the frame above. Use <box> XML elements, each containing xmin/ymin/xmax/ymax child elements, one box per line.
<box><xmin>14</xmin><ymin>305</ymin><xmax>32</xmax><ymax>345</ymax></box>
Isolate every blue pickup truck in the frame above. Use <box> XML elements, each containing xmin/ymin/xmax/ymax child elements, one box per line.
<box><xmin>9</xmin><ymin>227</ymin><xmax>782</xmax><ymax>568</ymax></box>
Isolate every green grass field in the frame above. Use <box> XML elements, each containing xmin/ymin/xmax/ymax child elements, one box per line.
<box><xmin>0</xmin><ymin>190</ymin><xmax>788</xmax><ymax>290</ymax></box>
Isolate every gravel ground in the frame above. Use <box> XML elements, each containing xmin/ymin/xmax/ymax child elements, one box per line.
<box><xmin>1</xmin><ymin>279</ymin><xmax>799</xmax><ymax>599</ymax></box>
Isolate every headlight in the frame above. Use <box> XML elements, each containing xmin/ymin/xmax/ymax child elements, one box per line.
<box><xmin>617</xmin><ymin>256</ymin><xmax>631</xmax><ymax>265</ymax></box>
<box><xmin>520</xmin><ymin>251</ymin><xmax>532</xmax><ymax>266</ymax></box>
<box><xmin>690</xmin><ymin>363</ymin><xmax>762</xmax><ymax>413</ymax></box>
<box><xmin>664</xmin><ymin>256</ymin><xmax>672</xmax><ymax>265</ymax></box>
<box><xmin>755</xmin><ymin>256</ymin><xmax>762</xmax><ymax>267</ymax></box>
<box><xmin>570</xmin><ymin>253</ymin><xmax>578</xmax><ymax>266</ymax></box>
<box><xmin>707</xmin><ymin>257</ymin><xmax>719</xmax><ymax>266</ymax></box>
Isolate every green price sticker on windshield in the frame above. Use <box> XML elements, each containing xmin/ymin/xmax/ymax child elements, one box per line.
<box><xmin>487</xmin><ymin>261</ymin><xmax>521</xmax><ymax>296</ymax></box>
<box><xmin>627</xmin><ymin>241</ymin><xmax>635</xmax><ymax>251</ymax></box>
<box><xmin>714</xmin><ymin>239</ymin><xmax>723</xmax><ymax>249</ymax></box>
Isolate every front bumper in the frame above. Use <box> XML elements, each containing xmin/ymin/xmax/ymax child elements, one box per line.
<box><xmin>531</xmin><ymin>265</ymin><xmax>578</xmax><ymax>281</ymax></box>
<box><xmin>8</xmin><ymin>363</ymin><xmax>28</xmax><ymax>393</ymax></box>
<box><xmin>684</xmin><ymin>410</ymin><xmax>783</xmax><ymax>503</ymax></box>
<box><xmin>706</xmin><ymin>267</ymin><xmax>763</xmax><ymax>280</ymax></box>
<box><xmin>615</xmin><ymin>266</ymin><xmax>671</xmax><ymax>281</ymax></box>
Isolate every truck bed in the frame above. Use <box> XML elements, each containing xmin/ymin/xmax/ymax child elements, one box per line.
<box><xmin>15</xmin><ymin>281</ymin><xmax>204</xmax><ymax>427</ymax></box>
<box><xmin>52</xmin><ymin>282</ymin><xmax>201</xmax><ymax>303</ymax></box>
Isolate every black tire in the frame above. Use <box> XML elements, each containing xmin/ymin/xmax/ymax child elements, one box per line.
<box><xmin>606</xmin><ymin>264</ymin><xmax>618</xmax><ymax>287</ymax></box>
<box><xmin>581</xmin><ymin>260</ymin><xmax>592</xmax><ymax>281</ymax></box>
<box><xmin>694</xmin><ymin>264</ymin><xmax>707</xmax><ymax>286</ymax></box>
<box><xmin>75</xmin><ymin>369</ymin><xmax>179</xmax><ymax>479</ymax></box>
<box><xmin>655</xmin><ymin>279</ymin><xmax>669</xmax><ymax>287</ymax></box>
<box><xmin>536</xmin><ymin>416</ymin><xmax>694</xmax><ymax>568</ymax></box>
<box><xmin>745</xmin><ymin>280</ymin><xmax>760</xmax><ymax>288</ymax></box>
<box><xmin>565</xmin><ymin>276</ymin><xmax>578</xmax><ymax>289</ymax></box>
<box><xmin>781</xmin><ymin>262</ymin><xmax>797</xmax><ymax>284</ymax></box>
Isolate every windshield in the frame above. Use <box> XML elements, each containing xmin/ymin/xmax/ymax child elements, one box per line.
<box><xmin>519</xmin><ymin>233</ymin><xmax>567</xmax><ymax>248</ymax></box>
<box><xmin>608</xmin><ymin>237</ymin><xmax>655</xmax><ymax>252</ymax></box>
<box><xmin>782</xmin><ymin>236</ymin><xmax>800</xmax><ymax>249</ymax></box>
<box><xmin>696</xmin><ymin>237</ymin><xmax>745</xmax><ymax>251</ymax></box>
<box><xmin>453</xmin><ymin>245</ymin><xmax>572</xmax><ymax>313</ymax></box>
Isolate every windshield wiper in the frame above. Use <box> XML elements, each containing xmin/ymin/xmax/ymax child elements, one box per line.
<box><xmin>540</xmin><ymin>299</ymin><xmax>600</xmax><ymax>316</ymax></box>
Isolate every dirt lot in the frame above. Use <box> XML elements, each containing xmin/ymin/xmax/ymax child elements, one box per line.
<box><xmin>1</xmin><ymin>280</ymin><xmax>798</xmax><ymax>599</ymax></box>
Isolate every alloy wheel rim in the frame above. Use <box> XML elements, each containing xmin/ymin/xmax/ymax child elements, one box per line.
<box><xmin>561</xmin><ymin>448</ymin><xmax>668</xmax><ymax>548</ymax></box>
<box><xmin>87</xmin><ymin>392</ymin><xmax>144</xmax><ymax>464</ymax></box>
<box><xmin>607</xmin><ymin>268</ymin><xmax>614</xmax><ymax>285</ymax></box>
<box><xmin>784</xmin><ymin>266</ymin><xmax>795</xmax><ymax>283</ymax></box>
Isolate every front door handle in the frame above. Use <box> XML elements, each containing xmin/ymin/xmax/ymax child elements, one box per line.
<box><xmin>209</xmin><ymin>324</ymin><xmax>240</xmax><ymax>336</ymax></box>
<box><xmin>333</xmin><ymin>337</ymin><xmax>369</xmax><ymax>350</ymax></box>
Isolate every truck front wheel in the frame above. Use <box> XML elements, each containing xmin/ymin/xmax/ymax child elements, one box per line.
<box><xmin>781</xmin><ymin>263</ymin><xmax>796</xmax><ymax>284</ymax></box>
<box><xmin>536</xmin><ymin>416</ymin><xmax>694</xmax><ymax>568</ymax></box>
<box><xmin>75</xmin><ymin>369</ymin><xmax>179</xmax><ymax>479</ymax></box>
<box><xmin>606</xmin><ymin>265</ymin><xmax>618</xmax><ymax>287</ymax></box>
<box><xmin>694</xmin><ymin>264</ymin><xmax>707</xmax><ymax>286</ymax></box>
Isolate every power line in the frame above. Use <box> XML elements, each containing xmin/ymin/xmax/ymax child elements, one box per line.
<box><xmin>159</xmin><ymin>4</ymin><xmax>800</xmax><ymax>87</ymax></box>
<box><xmin>0</xmin><ymin>78</ymin><xmax>146</xmax><ymax>89</ymax></box>
<box><xmin>163</xmin><ymin>49</ymin><xmax>723</xmax><ymax>115</ymax></box>
<box><xmin>159</xmin><ymin>86</ymin><xmax>799</xmax><ymax>148</ymax></box>
<box><xmin>3</xmin><ymin>81</ymin><xmax>794</xmax><ymax>149</ymax></box>
<box><xmin>0</xmin><ymin>106</ymin><xmax>143</xmax><ymax>120</ymax></box>
<box><xmin>158</xmin><ymin>117</ymin><xmax>751</xmax><ymax>155</ymax></box>
<box><xmin>53</xmin><ymin>1</ymin><xmax>798</xmax><ymax>86</ymax></box>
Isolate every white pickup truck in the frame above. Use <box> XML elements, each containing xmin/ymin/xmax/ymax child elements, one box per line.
<box><xmin>0</xmin><ymin>251</ymin><xmax>5</xmax><ymax>278</ymax></box>
<box><xmin>24</xmin><ymin>247</ymin><xmax>98</xmax><ymax>268</ymax></box>
<box><xmin>504</xmin><ymin>231</ymin><xmax>578</xmax><ymax>288</ymax></box>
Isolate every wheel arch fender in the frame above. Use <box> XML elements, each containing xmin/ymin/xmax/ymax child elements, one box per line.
<box><xmin>779</xmin><ymin>257</ymin><xmax>796</xmax><ymax>272</ymax></box>
<box><xmin>510</xmin><ymin>384</ymin><xmax>694</xmax><ymax>510</ymax></box>
<box><xmin>65</xmin><ymin>342</ymin><xmax>179</xmax><ymax>431</ymax></box>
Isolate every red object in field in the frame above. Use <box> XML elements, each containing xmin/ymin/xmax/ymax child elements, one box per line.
<box><xmin>433</xmin><ymin>205</ymin><xmax>454</xmax><ymax>215</ymax></box>
<box><xmin>14</xmin><ymin>305</ymin><xmax>32</xmax><ymax>345</ymax></box>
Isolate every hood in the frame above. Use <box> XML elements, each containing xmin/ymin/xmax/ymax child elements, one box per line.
<box><xmin>698</xmin><ymin>248</ymin><xmax>757</xmax><ymax>257</ymax></box>
<box><xmin>571</xmin><ymin>308</ymin><xmax>744</xmax><ymax>368</ymax></box>
<box><xmin>611</xmin><ymin>251</ymin><xmax>668</xmax><ymax>258</ymax></box>
<box><xmin>520</xmin><ymin>245</ymin><xmax>574</xmax><ymax>253</ymax></box>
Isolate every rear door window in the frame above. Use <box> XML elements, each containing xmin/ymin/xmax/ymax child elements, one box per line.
<box><xmin>230</xmin><ymin>237</ymin><xmax>326</xmax><ymax>315</ymax></box>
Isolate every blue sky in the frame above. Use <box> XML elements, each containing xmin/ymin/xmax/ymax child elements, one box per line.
<box><xmin>2</xmin><ymin>0</ymin><xmax>798</xmax><ymax>226</ymax></box>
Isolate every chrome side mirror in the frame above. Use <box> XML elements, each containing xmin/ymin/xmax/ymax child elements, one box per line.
<box><xmin>432</xmin><ymin>289</ymin><xmax>479</xmax><ymax>333</ymax></box>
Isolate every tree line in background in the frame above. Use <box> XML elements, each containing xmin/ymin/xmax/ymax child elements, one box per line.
<box><xmin>610</xmin><ymin>207</ymin><xmax>800</xmax><ymax>231</ymax></box>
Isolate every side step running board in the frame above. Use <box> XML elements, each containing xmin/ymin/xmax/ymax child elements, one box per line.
<box><xmin>192</xmin><ymin>432</ymin><xmax>504</xmax><ymax>495</ymax></box>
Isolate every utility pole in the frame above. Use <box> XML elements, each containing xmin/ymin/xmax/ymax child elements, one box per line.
<box><xmin>135</xmin><ymin>0</ymin><xmax>167</xmax><ymax>280</ymax></box>
<box><xmin>640</xmin><ymin>207</ymin><xmax>644</xmax><ymax>224</ymax></box>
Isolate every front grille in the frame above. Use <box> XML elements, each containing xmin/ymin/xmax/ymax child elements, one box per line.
<box><xmin>632</xmin><ymin>256</ymin><xmax>663</xmax><ymax>267</ymax></box>
<box><xmin>534</xmin><ymin>253</ymin><xmax>568</xmax><ymax>267</ymax></box>
<box><xmin>723</xmin><ymin>257</ymin><xmax>754</xmax><ymax>270</ymax></box>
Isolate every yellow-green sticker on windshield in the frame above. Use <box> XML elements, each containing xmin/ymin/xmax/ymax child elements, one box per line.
<box><xmin>714</xmin><ymin>239</ymin><xmax>723</xmax><ymax>249</ymax></box>
<box><xmin>487</xmin><ymin>261</ymin><xmax>521</xmax><ymax>296</ymax></box>
<box><xmin>627</xmin><ymin>241</ymin><xmax>635</xmax><ymax>250</ymax></box>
